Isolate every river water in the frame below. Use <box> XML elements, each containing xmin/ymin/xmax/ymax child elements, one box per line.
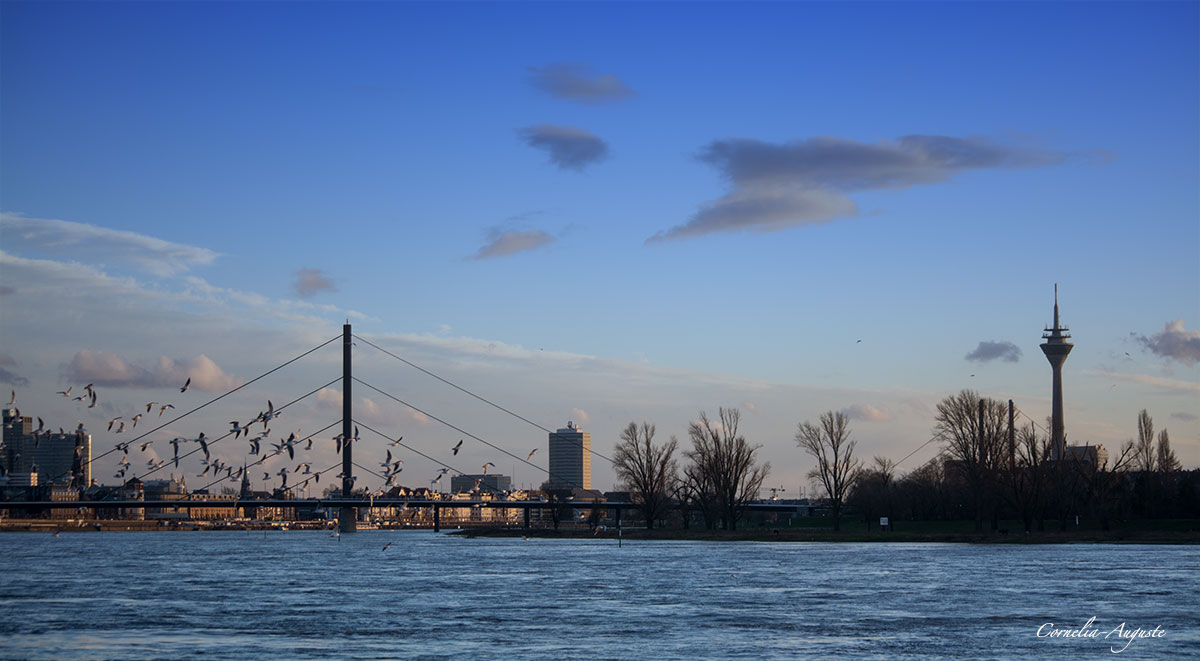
<box><xmin>0</xmin><ymin>531</ymin><xmax>1195</xmax><ymax>659</ymax></box>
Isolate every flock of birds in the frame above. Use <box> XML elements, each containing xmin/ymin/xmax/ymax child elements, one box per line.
<box><xmin>5</xmin><ymin>376</ymin><xmax>543</xmax><ymax>498</ymax></box>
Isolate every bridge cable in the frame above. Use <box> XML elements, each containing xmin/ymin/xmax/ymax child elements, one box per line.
<box><xmin>191</xmin><ymin>419</ymin><xmax>341</xmax><ymax>494</ymax></box>
<box><xmin>131</xmin><ymin>377</ymin><xmax>340</xmax><ymax>483</ymax></box>
<box><xmin>351</xmin><ymin>416</ymin><xmax>589</xmax><ymax>495</ymax></box>
<box><xmin>52</xmin><ymin>333</ymin><xmax>341</xmax><ymax>484</ymax></box>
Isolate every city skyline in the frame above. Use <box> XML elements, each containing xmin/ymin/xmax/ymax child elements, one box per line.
<box><xmin>1</xmin><ymin>1</ymin><xmax>1197</xmax><ymax>494</ymax></box>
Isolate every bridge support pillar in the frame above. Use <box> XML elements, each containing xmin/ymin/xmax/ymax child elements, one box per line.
<box><xmin>339</xmin><ymin>507</ymin><xmax>356</xmax><ymax>533</ymax></box>
<box><xmin>433</xmin><ymin>504</ymin><xmax>440</xmax><ymax>532</ymax></box>
<box><xmin>523</xmin><ymin>506</ymin><xmax>530</xmax><ymax>531</ymax></box>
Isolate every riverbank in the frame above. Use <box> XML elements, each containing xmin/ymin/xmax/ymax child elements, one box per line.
<box><xmin>456</xmin><ymin>525</ymin><xmax>1200</xmax><ymax>544</ymax></box>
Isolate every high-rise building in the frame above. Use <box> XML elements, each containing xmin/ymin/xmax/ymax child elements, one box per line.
<box><xmin>2</xmin><ymin>408</ymin><xmax>90</xmax><ymax>486</ymax></box>
<box><xmin>547</xmin><ymin>421</ymin><xmax>590</xmax><ymax>490</ymax></box>
<box><xmin>1040</xmin><ymin>285</ymin><xmax>1073</xmax><ymax>461</ymax></box>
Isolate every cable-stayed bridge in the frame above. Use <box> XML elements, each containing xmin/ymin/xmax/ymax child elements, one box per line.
<box><xmin>2</xmin><ymin>323</ymin><xmax>802</xmax><ymax>532</ymax></box>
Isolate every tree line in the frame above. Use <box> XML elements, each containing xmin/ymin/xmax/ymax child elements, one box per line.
<box><xmin>611</xmin><ymin>393</ymin><xmax>1195</xmax><ymax>532</ymax></box>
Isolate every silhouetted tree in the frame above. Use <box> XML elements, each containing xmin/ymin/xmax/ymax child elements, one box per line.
<box><xmin>1135</xmin><ymin>409</ymin><xmax>1156</xmax><ymax>473</ymax></box>
<box><xmin>848</xmin><ymin>456</ymin><xmax>894</xmax><ymax>531</ymax></box>
<box><xmin>1157</xmin><ymin>430</ymin><xmax>1180</xmax><ymax>473</ymax></box>
<box><xmin>684</xmin><ymin>408</ymin><xmax>769</xmax><ymax>531</ymax></box>
<box><xmin>933</xmin><ymin>390</ymin><xmax>1007</xmax><ymax>531</ymax></box>
<box><xmin>612</xmin><ymin>422</ymin><xmax>678</xmax><ymax>529</ymax></box>
<box><xmin>796</xmin><ymin>411</ymin><xmax>862</xmax><ymax>531</ymax></box>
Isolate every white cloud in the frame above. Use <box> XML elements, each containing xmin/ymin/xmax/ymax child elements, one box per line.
<box><xmin>840</xmin><ymin>404</ymin><xmax>895</xmax><ymax>422</ymax></box>
<box><xmin>69</xmin><ymin>351</ymin><xmax>242</xmax><ymax>393</ymax></box>
<box><xmin>0</xmin><ymin>212</ymin><xmax>218</xmax><ymax>276</ymax></box>
<box><xmin>1137</xmin><ymin>320</ymin><xmax>1200</xmax><ymax>366</ymax></box>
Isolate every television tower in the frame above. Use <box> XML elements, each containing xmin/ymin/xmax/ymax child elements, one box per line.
<box><xmin>1041</xmin><ymin>285</ymin><xmax>1073</xmax><ymax>461</ymax></box>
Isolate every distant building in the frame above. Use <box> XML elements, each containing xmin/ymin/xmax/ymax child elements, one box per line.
<box><xmin>1064</xmin><ymin>444</ymin><xmax>1110</xmax><ymax>471</ymax></box>
<box><xmin>450</xmin><ymin>473</ymin><xmax>511</xmax><ymax>495</ymax></box>
<box><xmin>547</xmin><ymin>421</ymin><xmax>590</xmax><ymax>490</ymax></box>
<box><xmin>2</xmin><ymin>408</ymin><xmax>90</xmax><ymax>487</ymax></box>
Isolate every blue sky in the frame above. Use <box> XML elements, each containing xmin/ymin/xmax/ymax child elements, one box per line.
<box><xmin>2</xmin><ymin>1</ymin><xmax>1197</xmax><ymax>494</ymax></box>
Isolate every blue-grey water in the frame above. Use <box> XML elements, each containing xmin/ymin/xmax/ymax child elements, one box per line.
<box><xmin>0</xmin><ymin>531</ymin><xmax>1195</xmax><ymax>659</ymax></box>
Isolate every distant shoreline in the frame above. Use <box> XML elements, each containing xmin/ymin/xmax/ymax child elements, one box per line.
<box><xmin>454</xmin><ymin>526</ymin><xmax>1200</xmax><ymax>545</ymax></box>
<box><xmin>4</xmin><ymin>520</ymin><xmax>1197</xmax><ymax>544</ymax></box>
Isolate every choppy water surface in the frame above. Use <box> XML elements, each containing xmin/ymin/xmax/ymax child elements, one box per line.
<box><xmin>0</xmin><ymin>531</ymin><xmax>1195</xmax><ymax>659</ymax></box>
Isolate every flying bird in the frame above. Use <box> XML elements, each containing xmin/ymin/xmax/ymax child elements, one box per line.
<box><xmin>382</xmin><ymin>542</ymin><xmax>392</xmax><ymax>552</ymax></box>
<box><xmin>139</xmin><ymin>441</ymin><xmax>153</xmax><ymax>452</ymax></box>
<box><xmin>451</xmin><ymin>440</ymin><xmax>463</xmax><ymax>455</ymax></box>
<box><xmin>526</xmin><ymin>448</ymin><xmax>538</xmax><ymax>461</ymax></box>
<box><xmin>389</xmin><ymin>435</ymin><xmax>403</xmax><ymax>447</ymax></box>
<box><xmin>130</xmin><ymin>414</ymin><xmax>142</xmax><ymax>428</ymax></box>
<box><xmin>159</xmin><ymin>403</ymin><xmax>174</xmax><ymax>416</ymax></box>
<box><xmin>108</xmin><ymin>417</ymin><xmax>122</xmax><ymax>432</ymax></box>
<box><xmin>145</xmin><ymin>402</ymin><xmax>158</xmax><ymax>412</ymax></box>
<box><xmin>482</xmin><ymin>462</ymin><xmax>495</xmax><ymax>475</ymax></box>
<box><xmin>56</xmin><ymin>386</ymin><xmax>72</xmax><ymax>397</ymax></box>
<box><xmin>7</xmin><ymin>390</ymin><xmax>14</xmax><ymax>406</ymax></box>
<box><xmin>180</xmin><ymin>377</ymin><xmax>191</xmax><ymax>393</ymax></box>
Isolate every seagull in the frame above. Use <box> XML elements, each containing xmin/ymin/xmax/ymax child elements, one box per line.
<box><xmin>169</xmin><ymin>437</ymin><xmax>184</xmax><ymax>466</ymax></box>
<box><xmin>526</xmin><ymin>448</ymin><xmax>538</xmax><ymax>461</ymax></box>
<box><xmin>856</xmin><ymin>339</ymin><xmax>862</xmax><ymax>344</ymax></box>
<box><xmin>180</xmin><ymin>377</ymin><xmax>191</xmax><ymax>393</ymax></box>
<box><xmin>145</xmin><ymin>402</ymin><xmax>158</xmax><ymax>412</ymax></box>
<box><xmin>382</xmin><ymin>542</ymin><xmax>392</xmax><ymax>552</ymax></box>
<box><xmin>451</xmin><ymin>439</ymin><xmax>463</xmax><ymax>455</ymax></box>
<box><xmin>389</xmin><ymin>435</ymin><xmax>404</xmax><ymax>447</ymax></box>
<box><xmin>88</xmin><ymin>390</ymin><xmax>98</xmax><ymax>408</ymax></box>
<box><xmin>159</xmin><ymin>403</ymin><xmax>174</xmax><ymax>416</ymax></box>
<box><xmin>108</xmin><ymin>417</ymin><xmax>122</xmax><ymax>431</ymax></box>
<box><xmin>482</xmin><ymin>462</ymin><xmax>495</xmax><ymax>475</ymax></box>
<box><xmin>139</xmin><ymin>441</ymin><xmax>153</xmax><ymax>452</ymax></box>
<box><xmin>130</xmin><ymin>414</ymin><xmax>142</xmax><ymax>428</ymax></box>
<box><xmin>114</xmin><ymin>421</ymin><xmax>126</xmax><ymax>433</ymax></box>
<box><xmin>196</xmin><ymin>432</ymin><xmax>210</xmax><ymax>461</ymax></box>
<box><xmin>6</xmin><ymin>390</ymin><xmax>13</xmax><ymax>406</ymax></box>
<box><xmin>56</xmin><ymin>386</ymin><xmax>72</xmax><ymax>397</ymax></box>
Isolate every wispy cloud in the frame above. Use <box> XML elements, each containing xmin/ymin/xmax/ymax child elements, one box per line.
<box><xmin>649</xmin><ymin>134</ymin><xmax>1066</xmax><ymax>241</ymax></box>
<box><xmin>526</xmin><ymin>63</ymin><xmax>635</xmax><ymax>104</ymax></box>
<box><xmin>1087</xmin><ymin>370</ymin><xmax>1200</xmax><ymax>394</ymax></box>
<box><xmin>471</xmin><ymin>228</ymin><xmax>556</xmax><ymax>260</ymax></box>
<box><xmin>840</xmin><ymin>404</ymin><xmax>894</xmax><ymax>422</ymax></box>
<box><xmin>965</xmin><ymin>340</ymin><xmax>1022</xmax><ymax>363</ymax></box>
<box><xmin>293</xmin><ymin>268</ymin><xmax>338</xmax><ymax>298</ymax></box>
<box><xmin>1171</xmin><ymin>412</ymin><xmax>1198</xmax><ymax>422</ymax></box>
<box><xmin>517</xmin><ymin>124</ymin><xmax>609</xmax><ymax>171</ymax></box>
<box><xmin>1136</xmin><ymin>320</ymin><xmax>1200</xmax><ymax>366</ymax></box>
<box><xmin>0</xmin><ymin>212</ymin><xmax>218</xmax><ymax>276</ymax></box>
<box><xmin>68</xmin><ymin>351</ymin><xmax>242</xmax><ymax>393</ymax></box>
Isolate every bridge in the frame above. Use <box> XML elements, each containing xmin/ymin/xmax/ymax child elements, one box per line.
<box><xmin>4</xmin><ymin>323</ymin><xmax>802</xmax><ymax>532</ymax></box>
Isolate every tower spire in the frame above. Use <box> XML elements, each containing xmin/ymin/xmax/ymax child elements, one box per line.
<box><xmin>1053</xmin><ymin>283</ymin><xmax>1060</xmax><ymax>330</ymax></box>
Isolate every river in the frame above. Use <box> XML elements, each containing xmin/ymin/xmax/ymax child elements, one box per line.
<box><xmin>0</xmin><ymin>531</ymin><xmax>1195</xmax><ymax>659</ymax></box>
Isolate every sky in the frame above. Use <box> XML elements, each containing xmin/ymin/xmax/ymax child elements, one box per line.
<box><xmin>1</xmin><ymin>1</ymin><xmax>1197</xmax><ymax>496</ymax></box>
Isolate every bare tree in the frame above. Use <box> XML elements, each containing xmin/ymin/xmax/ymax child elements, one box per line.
<box><xmin>612</xmin><ymin>422</ymin><xmax>678</xmax><ymax>529</ymax></box>
<box><xmin>1135</xmin><ymin>409</ymin><xmax>1156</xmax><ymax>472</ymax></box>
<box><xmin>684</xmin><ymin>407</ymin><xmax>769</xmax><ymax>531</ymax></box>
<box><xmin>1157</xmin><ymin>429</ymin><xmax>1180</xmax><ymax>473</ymax></box>
<box><xmin>796</xmin><ymin>411</ymin><xmax>862</xmax><ymax>531</ymax></box>
<box><xmin>933</xmin><ymin>390</ymin><xmax>1008</xmax><ymax>532</ymax></box>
